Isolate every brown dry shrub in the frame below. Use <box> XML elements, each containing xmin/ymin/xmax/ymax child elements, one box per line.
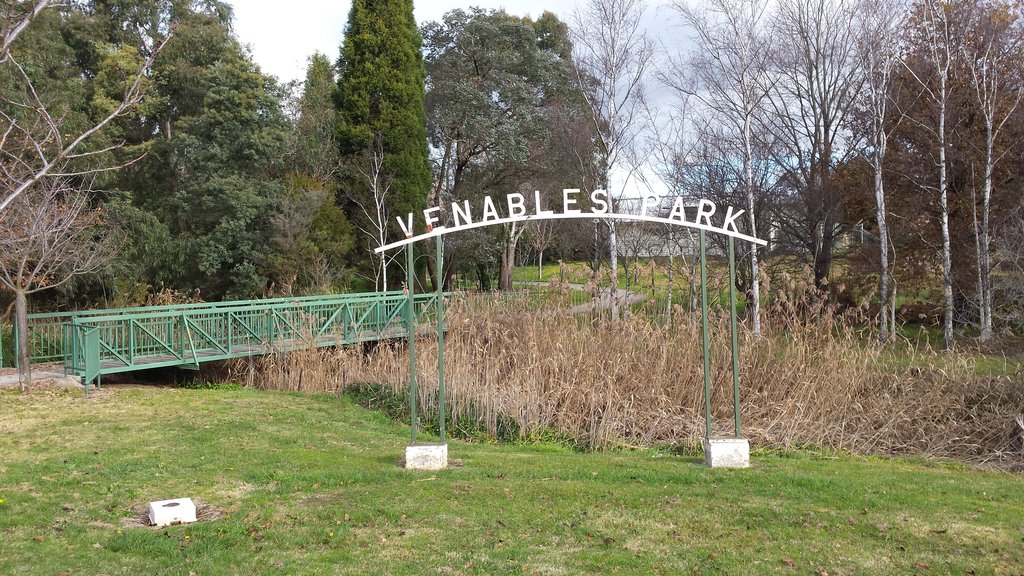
<box><xmin>233</xmin><ymin>280</ymin><xmax>1024</xmax><ymax>468</ymax></box>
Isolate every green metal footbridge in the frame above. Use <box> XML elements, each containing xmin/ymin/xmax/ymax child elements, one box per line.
<box><xmin>4</xmin><ymin>292</ymin><xmax>438</xmax><ymax>394</ymax></box>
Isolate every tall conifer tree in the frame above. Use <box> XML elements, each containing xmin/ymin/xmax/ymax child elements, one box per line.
<box><xmin>335</xmin><ymin>0</ymin><xmax>431</xmax><ymax>234</ymax></box>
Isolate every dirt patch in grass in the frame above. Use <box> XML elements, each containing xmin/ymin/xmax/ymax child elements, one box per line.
<box><xmin>120</xmin><ymin>502</ymin><xmax>228</xmax><ymax>529</ymax></box>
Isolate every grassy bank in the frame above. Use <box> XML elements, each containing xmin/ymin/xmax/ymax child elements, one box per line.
<box><xmin>1</xmin><ymin>386</ymin><xmax>1023</xmax><ymax>575</ymax></box>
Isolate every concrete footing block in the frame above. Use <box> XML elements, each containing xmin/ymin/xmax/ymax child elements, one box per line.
<box><xmin>405</xmin><ymin>442</ymin><xmax>448</xmax><ymax>470</ymax></box>
<box><xmin>148</xmin><ymin>497</ymin><xmax>197</xmax><ymax>527</ymax></box>
<box><xmin>703</xmin><ymin>437</ymin><xmax>750</xmax><ymax>468</ymax></box>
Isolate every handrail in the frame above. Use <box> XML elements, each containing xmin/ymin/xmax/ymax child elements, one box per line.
<box><xmin>26</xmin><ymin>291</ymin><xmax>409</xmax><ymax>321</ymax></box>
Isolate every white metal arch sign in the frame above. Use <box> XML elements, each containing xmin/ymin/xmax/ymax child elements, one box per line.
<box><xmin>374</xmin><ymin>189</ymin><xmax>767</xmax><ymax>253</ymax></box>
<box><xmin>386</xmin><ymin>186</ymin><xmax>765</xmax><ymax>471</ymax></box>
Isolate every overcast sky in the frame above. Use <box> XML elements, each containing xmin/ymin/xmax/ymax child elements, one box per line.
<box><xmin>229</xmin><ymin>1</ymin><xmax>583</xmax><ymax>84</ymax></box>
<box><xmin>228</xmin><ymin>1</ymin><xmax>683</xmax><ymax>83</ymax></box>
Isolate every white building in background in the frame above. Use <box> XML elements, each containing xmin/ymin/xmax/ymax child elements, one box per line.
<box><xmin>612</xmin><ymin>196</ymin><xmax>714</xmax><ymax>259</ymax></box>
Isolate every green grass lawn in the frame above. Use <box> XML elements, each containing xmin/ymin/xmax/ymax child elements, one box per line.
<box><xmin>514</xmin><ymin>261</ymin><xmax>700</xmax><ymax>290</ymax></box>
<box><xmin>2</xmin><ymin>386</ymin><xmax>1023</xmax><ymax>575</ymax></box>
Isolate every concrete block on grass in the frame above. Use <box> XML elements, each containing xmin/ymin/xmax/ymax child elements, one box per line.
<box><xmin>406</xmin><ymin>443</ymin><xmax>448</xmax><ymax>470</ymax></box>
<box><xmin>148</xmin><ymin>498</ymin><xmax>197</xmax><ymax>527</ymax></box>
<box><xmin>703</xmin><ymin>437</ymin><xmax>750</xmax><ymax>468</ymax></box>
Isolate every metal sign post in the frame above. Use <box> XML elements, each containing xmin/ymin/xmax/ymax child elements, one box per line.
<box><xmin>728</xmin><ymin>237</ymin><xmax>741</xmax><ymax>438</ymax></box>
<box><xmin>436</xmin><ymin>236</ymin><xmax>447</xmax><ymax>444</ymax></box>
<box><xmin>403</xmin><ymin>239</ymin><xmax>450</xmax><ymax>470</ymax></box>
<box><xmin>699</xmin><ymin>229</ymin><xmax>712</xmax><ymax>439</ymax></box>
<box><xmin>406</xmin><ymin>243</ymin><xmax>417</xmax><ymax>444</ymax></box>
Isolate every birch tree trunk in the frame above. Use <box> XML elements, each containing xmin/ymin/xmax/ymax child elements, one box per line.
<box><xmin>974</xmin><ymin>130</ymin><xmax>991</xmax><ymax>340</ymax></box>
<box><xmin>911</xmin><ymin>0</ymin><xmax>956</xmax><ymax>350</ymax></box>
<box><xmin>972</xmin><ymin>179</ymin><xmax>985</xmax><ymax>337</ymax></box>
<box><xmin>874</xmin><ymin>148</ymin><xmax>891</xmax><ymax>343</ymax></box>
<box><xmin>665</xmin><ymin>228</ymin><xmax>675</xmax><ymax>324</ymax></box>
<box><xmin>499</xmin><ymin>221</ymin><xmax>525</xmax><ymax>291</ymax></box>
<box><xmin>938</xmin><ymin>81</ymin><xmax>954</xmax><ymax>350</ymax></box>
<box><xmin>571</xmin><ymin>0</ymin><xmax>653</xmax><ymax>320</ymax></box>
<box><xmin>669</xmin><ymin>0</ymin><xmax>771</xmax><ymax>336</ymax></box>
<box><xmin>856</xmin><ymin>0</ymin><xmax>906</xmax><ymax>344</ymax></box>
<box><xmin>609</xmin><ymin>218</ymin><xmax>619</xmax><ymax>318</ymax></box>
<box><xmin>742</xmin><ymin>113</ymin><xmax>761</xmax><ymax>336</ymax></box>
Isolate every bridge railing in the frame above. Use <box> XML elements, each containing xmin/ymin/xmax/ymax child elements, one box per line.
<box><xmin>13</xmin><ymin>292</ymin><xmax>438</xmax><ymax>372</ymax></box>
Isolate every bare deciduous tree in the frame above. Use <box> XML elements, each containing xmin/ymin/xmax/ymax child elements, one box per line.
<box><xmin>962</xmin><ymin>0</ymin><xmax>1023</xmax><ymax>342</ymax></box>
<box><xmin>530</xmin><ymin>220</ymin><xmax>556</xmax><ymax>281</ymax></box>
<box><xmin>643</xmin><ymin>97</ymin><xmax>695</xmax><ymax>324</ymax></box>
<box><xmin>499</xmin><ymin>217</ymin><xmax>529</xmax><ymax>291</ymax></box>
<box><xmin>903</xmin><ymin>0</ymin><xmax>959</xmax><ymax>350</ymax></box>
<box><xmin>764</xmin><ymin>0</ymin><xmax>862</xmax><ymax>287</ymax></box>
<box><xmin>0</xmin><ymin>2</ymin><xmax>168</xmax><ymax>386</ymax></box>
<box><xmin>856</xmin><ymin>0</ymin><xmax>909</xmax><ymax>343</ymax></box>
<box><xmin>350</xmin><ymin>135</ymin><xmax>397</xmax><ymax>291</ymax></box>
<box><xmin>0</xmin><ymin>179</ymin><xmax>111</xmax><ymax>389</ymax></box>
<box><xmin>570</xmin><ymin>0</ymin><xmax>654</xmax><ymax>318</ymax></box>
<box><xmin>668</xmin><ymin>0</ymin><xmax>772</xmax><ymax>336</ymax></box>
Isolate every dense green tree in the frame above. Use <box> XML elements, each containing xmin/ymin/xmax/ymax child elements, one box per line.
<box><xmin>110</xmin><ymin>3</ymin><xmax>291</xmax><ymax>298</ymax></box>
<box><xmin>164</xmin><ymin>48</ymin><xmax>289</xmax><ymax>297</ymax></box>
<box><xmin>294</xmin><ymin>53</ymin><xmax>341</xmax><ymax>183</ymax></box>
<box><xmin>4</xmin><ymin>2</ymin><xmax>345</xmax><ymax>304</ymax></box>
<box><xmin>423</xmin><ymin>8</ymin><xmax>580</xmax><ymax>290</ymax></box>
<box><xmin>270</xmin><ymin>54</ymin><xmax>356</xmax><ymax>294</ymax></box>
<box><xmin>335</xmin><ymin>0</ymin><xmax>431</xmax><ymax>248</ymax></box>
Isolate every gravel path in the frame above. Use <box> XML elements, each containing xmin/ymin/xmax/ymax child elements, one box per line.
<box><xmin>0</xmin><ymin>365</ymin><xmax>82</xmax><ymax>389</ymax></box>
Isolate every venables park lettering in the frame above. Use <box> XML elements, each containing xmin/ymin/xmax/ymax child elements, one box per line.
<box><xmin>377</xmin><ymin>188</ymin><xmax>766</xmax><ymax>253</ymax></box>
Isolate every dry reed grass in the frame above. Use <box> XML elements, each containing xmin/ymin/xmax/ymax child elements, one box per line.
<box><xmin>230</xmin><ymin>272</ymin><xmax>1024</xmax><ymax>468</ymax></box>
